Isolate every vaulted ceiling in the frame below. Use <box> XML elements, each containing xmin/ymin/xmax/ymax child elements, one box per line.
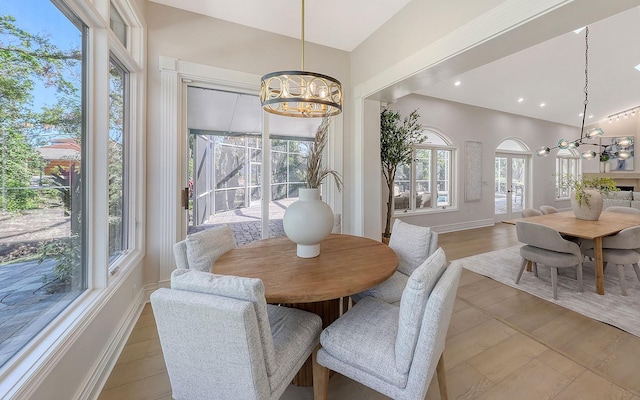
<box><xmin>151</xmin><ymin>0</ymin><xmax>640</xmax><ymax>128</ymax></box>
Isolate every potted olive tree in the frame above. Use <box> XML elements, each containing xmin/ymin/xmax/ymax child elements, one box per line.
<box><xmin>380</xmin><ymin>108</ymin><xmax>425</xmax><ymax>241</ymax></box>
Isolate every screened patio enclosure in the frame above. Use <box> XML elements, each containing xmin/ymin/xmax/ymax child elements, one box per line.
<box><xmin>186</xmin><ymin>87</ymin><xmax>320</xmax><ymax>238</ymax></box>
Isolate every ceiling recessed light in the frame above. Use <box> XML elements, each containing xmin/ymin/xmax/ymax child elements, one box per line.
<box><xmin>540</xmin><ymin>102</ymin><xmax>546</xmax><ymax>107</ymax></box>
<box><xmin>517</xmin><ymin>98</ymin><xmax>524</xmax><ymax>103</ymax></box>
<box><xmin>454</xmin><ymin>81</ymin><xmax>461</xmax><ymax>86</ymax></box>
<box><xmin>579</xmin><ymin>113</ymin><xmax>584</xmax><ymax>117</ymax></box>
<box><xmin>588</xmin><ymin>115</ymin><xmax>593</xmax><ymax>119</ymax></box>
<box><xmin>635</xmin><ymin>64</ymin><xmax>640</xmax><ymax>72</ymax></box>
<box><xmin>573</xmin><ymin>27</ymin><xmax>585</xmax><ymax>34</ymax></box>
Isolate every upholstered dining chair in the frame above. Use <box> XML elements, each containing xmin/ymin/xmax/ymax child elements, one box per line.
<box><xmin>582</xmin><ymin>226</ymin><xmax>640</xmax><ymax>296</ymax></box>
<box><xmin>314</xmin><ymin>248</ymin><xmax>461</xmax><ymax>400</ymax></box>
<box><xmin>604</xmin><ymin>206</ymin><xmax>640</xmax><ymax>215</ymax></box>
<box><xmin>173</xmin><ymin>224</ymin><xmax>236</xmax><ymax>271</ymax></box>
<box><xmin>539</xmin><ymin>205</ymin><xmax>559</xmax><ymax>214</ymax></box>
<box><xmin>516</xmin><ymin>221</ymin><xmax>584</xmax><ymax>300</ymax></box>
<box><xmin>351</xmin><ymin>219</ymin><xmax>438</xmax><ymax>305</ymax></box>
<box><xmin>522</xmin><ymin>208</ymin><xmax>543</xmax><ymax>217</ymax></box>
<box><xmin>151</xmin><ymin>269</ymin><xmax>322</xmax><ymax>400</ymax></box>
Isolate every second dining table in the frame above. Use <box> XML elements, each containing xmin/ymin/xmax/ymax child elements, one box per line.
<box><xmin>509</xmin><ymin>210</ymin><xmax>640</xmax><ymax>295</ymax></box>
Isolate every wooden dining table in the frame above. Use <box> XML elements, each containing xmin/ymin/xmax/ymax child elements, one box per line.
<box><xmin>212</xmin><ymin>233</ymin><xmax>398</xmax><ymax>386</ymax></box>
<box><xmin>506</xmin><ymin>210</ymin><xmax>640</xmax><ymax>295</ymax></box>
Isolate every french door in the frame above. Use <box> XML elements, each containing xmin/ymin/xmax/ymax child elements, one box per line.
<box><xmin>495</xmin><ymin>153</ymin><xmax>528</xmax><ymax>220</ymax></box>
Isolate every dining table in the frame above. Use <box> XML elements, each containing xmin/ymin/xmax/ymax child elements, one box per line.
<box><xmin>505</xmin><ymin>210</ymin><xmax>640</xmax><ymax>295</ymax></box>
<box><xmin>212</xmin><ymin>233</ymin><xmax>398</xmax><ymax>386</ymax></box>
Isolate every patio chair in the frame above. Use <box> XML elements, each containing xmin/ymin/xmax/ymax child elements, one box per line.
<box><xmin>151</xmin><ymin>269</ymin><xmax>322</xmax><ymax>400</ymax></box>
<box><xmin>314</xmin><ymin>250</ymin><xmax>461</xmax><ymax>400</ymax></box>
<box><xmin>351</xmin><ymin>219</ymin><xmax>438</xmax><ymax>305</ymax></box>
<box><xmin>173</xmin><ymin>225</ymin><xmax>236</xmax><ymax>271</ymax></box>
<box><xmin>516</xmin><ymin>221</ymin><xmax>584</xmax><ymax>300</ymax></box>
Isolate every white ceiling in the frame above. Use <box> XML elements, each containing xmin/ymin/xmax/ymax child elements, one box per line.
<box><xmin>152</xmin><ymin>1</ymin><xmax>640</xmax><ymax>129</ymax></box>
<box><xmin>147</xmin><ymin>0</ymin><xmax>412</xmax><ymax>52</ymax></box>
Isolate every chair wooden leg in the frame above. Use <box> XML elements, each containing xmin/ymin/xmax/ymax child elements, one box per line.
<box><xmin>551</xmin><ymin>267</ymin><xmax>558</xmax><ymax>300</ymax></box>
<box><xmin>576</xmin><ymin>264</ymin><xmax>584</xmax><ymax>292</ymax></box>
<box><xmin>436</xmin><ymin>353</ymin><xmax>448</xmax><ymax>400</ymax></box>
<box><xmin>312</xmin><ymin>346</ymin><xmax>329</xmax><ymax>400</ymax></box>
<box><xmin>516</xmin><ymin>258</ymin><xmax>527</xmax><ymax>284</ymax></box>
<box><xmin>618</xmin><ymin>264</ymin><xmax>628</xmax><ymax>296</ymax></box>
<box><xmin>632</xmin><ymin>263</ymin><xmax>640</xmax><ymax>282</ymax></box>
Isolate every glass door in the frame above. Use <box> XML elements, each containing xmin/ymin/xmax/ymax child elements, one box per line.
<box><xmin>495</xmin><ymin>153</ymin><xmax>527</xmax><ymax>220</ymax></box>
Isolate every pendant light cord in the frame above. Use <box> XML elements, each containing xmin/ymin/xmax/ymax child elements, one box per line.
<box><xmin>579</xmin><ymin>26</ymin><xmax>589</xmax><ymax>140</ymax></box>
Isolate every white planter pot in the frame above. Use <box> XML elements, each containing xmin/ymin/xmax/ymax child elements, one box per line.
<box><xmin>570</xmin><ymin>189</ymin><xmax>603</xmax><ymax>221</ymax></box>
<box><xmin>283</xmin><ymin>188</ymin><xmax>334</xmax><ymax>258</ymax></box>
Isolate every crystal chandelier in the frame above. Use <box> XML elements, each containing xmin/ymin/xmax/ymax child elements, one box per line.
<box><xmin>259</xmin><ymin>0</ymin><xmax>342</xmax><ymax>118</ymax></box>
<box><xmin>536</xmin><ymin>27</ymin><xmax>633</xmax><ymax>160</ymax></box>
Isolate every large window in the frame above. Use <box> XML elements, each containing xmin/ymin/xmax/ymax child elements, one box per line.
<box><xmin>0</xmin><ymin>0</ymin><xmax>143</xmax><ymax>380</ymax></box>
<box><xmin>556</xmin><ymin>149</ymin><xmax>581</xmax><ymax>199</ymax></box>
<box><xmin>393</xmin><ymin>131</ymin><xmax>456</xmax><ymax>213</ymax></box>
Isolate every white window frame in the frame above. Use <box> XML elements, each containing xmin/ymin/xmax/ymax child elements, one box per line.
<box><xmin>556</xmin><ymin>149</ymin><xmax>581</xmax><ymax>200</ymax></box>
<box><xmin>393</xmin><ymin>131</ymin><xmax>457</xmax><ymax>216</ymax></box>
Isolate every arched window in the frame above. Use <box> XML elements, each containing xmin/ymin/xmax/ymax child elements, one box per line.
<box><xmin>393</xmin><ymin>129</ymin><xmax>456</xmax><ymax>213</ymax></box>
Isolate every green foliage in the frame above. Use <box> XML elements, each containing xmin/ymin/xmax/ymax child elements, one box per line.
<box><xmin>1</xmin><ymin>130</ymin><xmax>41</xmax><ymax>211</ymax></box>
<box><xmin>39</xmin><ymin>234</ymin><xmax>82</xmax><ymax>291</ymax></box>
<box><xmin>558</xmin><ymin>174</ymin><xmax>618</xmax><ymax>207</ymax></box>
<box><xmin>380</xmin><ymin>108</ymin><xmax>425</xmax><ymax>237</ymax></box>
<box><xmin>305</xmin><ymin>117</ymin><xmax>343</xmax><ymax>191</ymax></box>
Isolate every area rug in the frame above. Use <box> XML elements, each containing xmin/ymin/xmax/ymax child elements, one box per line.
<box><xmin>451</xmin><ymin>245</ymin><xmax>640</xmax><ymax>337</ymax></box>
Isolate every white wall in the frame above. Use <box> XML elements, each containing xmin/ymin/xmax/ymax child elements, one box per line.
<box><xmin>143</xmin><ymin>2</ymin><xmax>351</xmax><ymax>286</ymax></box>
<box><xmin>385</xmin><ymin>94</ymin><xmax>582</xmax><ymax>231</ymax></box>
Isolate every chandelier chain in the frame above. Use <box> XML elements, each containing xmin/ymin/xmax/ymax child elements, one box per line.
<box><xmin>580</xmin><ymin>26</ymin><xmax>589</xmax><ymax>139</ymax></box>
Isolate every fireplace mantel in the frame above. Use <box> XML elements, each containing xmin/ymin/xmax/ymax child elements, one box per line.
<box><xmin>583</xmin><ymin>173</ymin><xmax>640</xmax><ymax>191</ymax></box>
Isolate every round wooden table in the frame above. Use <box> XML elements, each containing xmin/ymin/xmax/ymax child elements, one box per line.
<box><xmin>213</xmin><ymin>233</ymin><xmax>398</xmax><ymax>386</ymax></box>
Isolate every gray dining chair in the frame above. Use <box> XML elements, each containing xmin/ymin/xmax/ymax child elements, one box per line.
<box><xmin>539</xmin><ymin>205</ymin><xmax>559</xmax><ymax>214</ymax></box>
<box><xmin>173</xmin><ymin>224</ymin><xmax>236</xmax><ymax>271</ymax></box>
<box><xmin>314</xmin><ymin>248</ymin><xmax>460</xmax><ymax>400</ymax></box>
<box><xmin>522</xmin><ymin>208</ymin><xmax>543</xmax><ymax>217</ymax></box>
<box><xmin>604</xmin><ymin>206</ymin><xmax>640</xmax><ymax>215</ymax></box>
<box><xmin>351</xmin><ymin>219</ymin><xmax>438</xmax><ymax>305</ymax></box>
<box><xmin>151</xmin><ymin>269</ymin><xmax>322</xmax><ymax>400</ymax></box>
<box><xmin>516</xmin><ymin>221</ymin><xmax>584</xmax><ymax>299</ymax></box>
<box><xmin>583</xmin><ymin>226</ymin><xmax>640</xmax><ymax>295</ymax></box>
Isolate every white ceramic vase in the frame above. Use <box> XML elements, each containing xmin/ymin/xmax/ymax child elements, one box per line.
<box><xmin>283</xmin><ymin>188</ymin><xmax>334</xmax><ymax>258</ymax></box>
<box><xmin>570</xmin><ymin>188</ymin><xmax>603</xmax><ymax>221</ymax></box>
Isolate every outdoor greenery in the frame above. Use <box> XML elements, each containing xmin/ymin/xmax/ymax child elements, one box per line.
<box><xmin>1</xmin><ymin>12</ymin><xmax>84</xmax><ymax>287</ymax></box>
<box><xmin>380</xmin><ymin>108</ymin><xmax>425</xmax><ymax>239</ymax></box>
<box><xmin>558</xmin><ymin>174</ymin><xmax>618</xmax><ymax>207</ymax></box>
<box><xmin>305</xmin><ymin>117</ymin><xmax>343</xmax><ymax>191</ymax></box>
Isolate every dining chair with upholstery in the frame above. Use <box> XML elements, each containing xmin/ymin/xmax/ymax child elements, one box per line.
<box><xmin>351</xmin><ymin>219</ymin><xmax>438</xmax><ymax>305</ymax></box>
<box><xmin>539</xmin><ymin>205</ymin><xmax>559</xmax><ymax>214</ymax></box>
<box><xmin>173</xmin><ymin>224</ymin><xmax>236</xmax><ymax>271</ymax></box>
<box><xmin>521</xmin><ymin>208</ymin><xmax>543</xmax><ymax>217</ymax></box>
<box><xmin>516</xmin><ymin>221</ymin><xmax>584</xmax><ymax>299</ymax></box>
<box><xmin>604</xmin><ymin>206</ymin><xmax>640</xmax><ymax>215</ymax></box>
<box><xmin>151</xmin><ymin>269</ymin><xmax>322</xmax><ymax>400</ymax></box>
<box><xmin>314</xmin><ymin>248</ymin><xmax>460</xmax><ymax>400</ymax></box>
<box><xmin>582</xmin><ymin>226</ymin><xmax>640</xmax><ymax>296</ymax></box>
